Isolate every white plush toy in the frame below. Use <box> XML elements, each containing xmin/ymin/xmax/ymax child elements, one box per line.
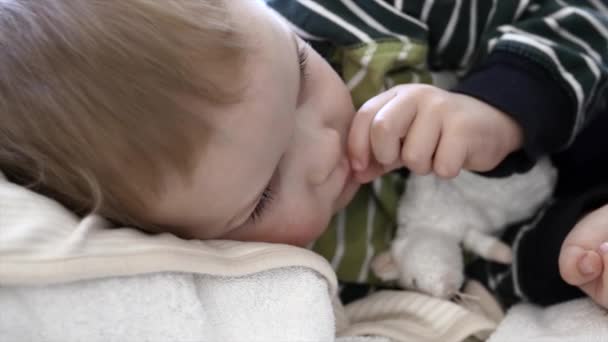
<box><xmin>372</xmin><ymin>158</ymin><xmax>557</xmax><ymax>298</ymax></box>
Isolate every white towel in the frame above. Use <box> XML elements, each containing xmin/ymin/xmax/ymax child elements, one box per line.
<box><xmin>488</xmin><ymin>299</ymin><xmax>608</xmax><ymax>342</ymax></box>
<box><xmin>0</xmin><ymin>170</ymin><xmax>345</xmax><ymax>341</ymax></box>
<box><xmin>1</xmin><ymin>267</ymin><xmax>336</xmax><ymax>342</ymax></box>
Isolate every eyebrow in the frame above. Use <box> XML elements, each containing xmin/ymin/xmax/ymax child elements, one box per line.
<box><xmin>224</xmin><ymin>25</ymin><xmax>302</xmax><ymax>230</ymax></box>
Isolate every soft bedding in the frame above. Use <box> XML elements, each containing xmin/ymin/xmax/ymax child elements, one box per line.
<box><xmin>2</xmin><ymin>172</ymin><xmax>603</xmax><ymax>341</ymax></box>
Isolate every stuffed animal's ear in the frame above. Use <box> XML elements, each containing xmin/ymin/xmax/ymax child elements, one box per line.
<box><xmin>371</xmin><ymin>251</ymin><xmax>399</xmax><ymax>281</ymax></box>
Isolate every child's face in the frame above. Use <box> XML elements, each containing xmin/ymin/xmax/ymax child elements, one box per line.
<box><xmin>151</xmin><ymin>0</ymin><xmax>359</xmax><ymax>246</ymax></box>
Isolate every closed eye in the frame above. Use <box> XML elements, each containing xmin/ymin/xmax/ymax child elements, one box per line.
<box><xmin>297</xmin><ymin>41</ymin><xmax>310</xmax><ymax>82</ymax></box>
<box><xmin>248</xmin><ymin>185</ymin><xmax>275</xmax><ymax>224</ymax></box>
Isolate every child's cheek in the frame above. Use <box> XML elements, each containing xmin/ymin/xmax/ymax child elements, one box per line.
<box><xmin>223</xmin><ymin>213</ymin><xmax>330</xmax><ymax>247</ymax></box>
<box><xmin>272</xmin><ymin>215</ymin><xmax>331</xmax><ymax>247</ymax></box>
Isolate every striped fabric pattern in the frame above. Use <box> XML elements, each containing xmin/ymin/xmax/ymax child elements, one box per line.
<box><xmin>312</xmin><ymin>174</ymin><xmax>405</xmax><ymax>284</ymax></box>
<box><xmin>268</xmin><ymin>0</ymin><xmax>608</xmax><ymax>146</ymax></box>
<box><xmin>267</xmin><ymin>0</ymin><xmax>608</xmax><ymax>284</ymax></box>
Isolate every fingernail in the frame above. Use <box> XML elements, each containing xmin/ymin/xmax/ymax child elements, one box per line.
<box><xmin>352</xmin><ymin>160</ymin><xmax>363</xmax><ymax>171</ymax></box>
<box><xmin>578</xmin><ymin>254</ymin><xmax>597</xmax><ymax>275</ymax></box>
<box><xmin>600</xmin><ymin>242</ymin><xmax>608</xmax><ymax>255</ymax></box>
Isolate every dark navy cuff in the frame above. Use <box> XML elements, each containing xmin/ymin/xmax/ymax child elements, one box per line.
<box><xmin>453</xmin><ymin>52</ymin><xmax>575</xmax><ymax>176</ymax></box>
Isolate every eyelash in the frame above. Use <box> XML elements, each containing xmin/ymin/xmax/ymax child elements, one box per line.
<box><xmin>298</xmin><ymin>42</ymin><xmax>311</xmax><ymax>81</ymax></box>
<box><xmin>249</xmin><ymin>185</ymin><xmax>275</xmax><ymax>224</ymax></box>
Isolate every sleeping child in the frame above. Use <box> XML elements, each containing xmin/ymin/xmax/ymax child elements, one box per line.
<box><xmin>1</xmin><ymin>0</ymin><xmax>607</xmax><ymax>309</ymax></box>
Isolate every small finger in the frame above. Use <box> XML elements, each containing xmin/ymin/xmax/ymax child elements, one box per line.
<box><xmin>369</xmin><ymin>90</ymin><xmax>418</xmax><ymax>166</ymax></box>
<box><xmin>348</xmin><ymin>90</ymin><xmax>397</xmax><ymax>171</ymax></box>
<box><xmin>433</xmin><ymin>132</ymin><xmax>467</xmax><ymax>179</ymax></box>
<box><xmin>353</xmin><ymin>159</ymin><xmax>402</xmax><ymax>184</ymax></box>
<box><xmin>401</xmin><ymin>111</ymin><xmax>441</xmax><ymax>175</ymax></box>
<box><xmin>559</xmin><ymin>245</ymin><xmax>602</xmax><ymax>286</ymax></box>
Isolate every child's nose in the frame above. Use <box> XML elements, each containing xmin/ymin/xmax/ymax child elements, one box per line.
<box><xmin>308</xmin><ymin>128</ymin><xmax>343</xmax><ymax>186</ymax></box>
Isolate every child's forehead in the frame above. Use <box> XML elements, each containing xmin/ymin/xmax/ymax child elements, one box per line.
<box><xmin>226</xmin><ymin>1</ymin><xmax>293</xmax><ymax>48</ymax></box>
<box><xmin>215</xmin><ymin>2</ymin><xmax>298</xmax><ymax>92</ymax></box>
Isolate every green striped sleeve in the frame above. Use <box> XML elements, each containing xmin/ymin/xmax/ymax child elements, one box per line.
<box><xmin>268</xmin><ymin>0</ymin><xmax>608</xmax><ymax>153</ymax></box>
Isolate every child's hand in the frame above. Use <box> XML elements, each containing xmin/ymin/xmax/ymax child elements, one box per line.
<box><xmin>559</xmin><ymin>204</ymin><xmax>608</xmax><ymax>309</ymax></box>
<box><xmin>348</xmin><ymin>84</ymin><xmax>523</xmax><ymax>183</ymax></box>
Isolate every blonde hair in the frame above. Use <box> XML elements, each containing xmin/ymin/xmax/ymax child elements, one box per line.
<box><xmin>0</xmin><ymin>0</ymin><xmax>244</xmax><ymax>227</ymax></box>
